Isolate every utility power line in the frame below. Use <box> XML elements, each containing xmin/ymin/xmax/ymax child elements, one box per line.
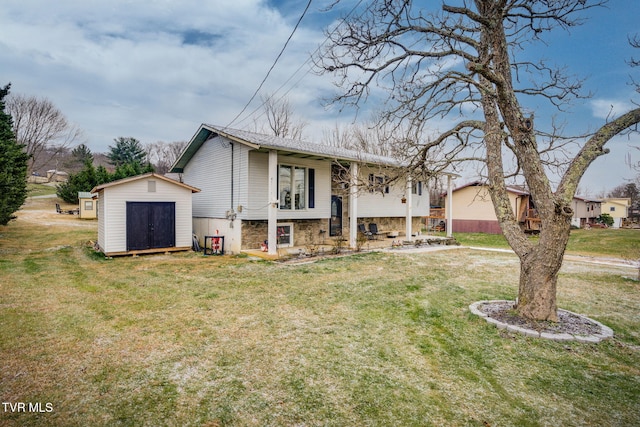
<box><xmin>228</xmin><ymin>0</ymin><xmax>369</xmax><ymax>132</ymax></box>
<box><xmin>225</xmin><ymin>0</ymin><xmax>313</xmax><ymax>129</ymax></box>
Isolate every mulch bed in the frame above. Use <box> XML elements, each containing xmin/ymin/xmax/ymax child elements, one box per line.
<box><xmin>478</xmin><ymin>301</ymin><xmax>602</xmax><ymax>336</ymax></box>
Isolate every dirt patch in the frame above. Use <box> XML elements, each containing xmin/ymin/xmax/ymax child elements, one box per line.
<box><xmin>15</xmin><ymin>206</ymin><xmax>97</xmax><ymax>228</ymax></box>
<box><xmin>16</xmin><ymin>210</ymin><xmax>96</xmax><ymax>227</ymax></box>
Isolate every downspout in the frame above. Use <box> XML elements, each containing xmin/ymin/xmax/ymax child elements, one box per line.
<box><xmin>230</xmin><ymin>142</ymin><xmax>234</xmax><ymax>213</ymax></box>
<box><xmin>227</xmin><ymin>142</ymin><xmax>236</xmax><ymax>227</ymax></box>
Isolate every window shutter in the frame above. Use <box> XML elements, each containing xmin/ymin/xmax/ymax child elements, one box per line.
<box><xmin>308</xmin><ymin>168</ymin><xmax>315</xmax><ymax>208</ymax></box>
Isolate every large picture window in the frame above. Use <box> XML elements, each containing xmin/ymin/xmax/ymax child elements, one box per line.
<box><xmin>279</xmin><ymin>165</ymin><xmax>313</xmax><ymax>210</ymax></box>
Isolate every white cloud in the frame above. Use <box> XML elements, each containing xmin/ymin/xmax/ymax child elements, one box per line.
<box><xmin>590</xmin><ymin>99</ymin><xmax>636</xmax><ymax>121</ymax></box>
<box><xmin>1</xmin><ymin>0</ymin><xmax>638</xmax><ymax>196</ymax></box>
<box><xmin>0</xmin><ymin>0</ymin><xmax>337</xmax><ymax>151</ymax></box>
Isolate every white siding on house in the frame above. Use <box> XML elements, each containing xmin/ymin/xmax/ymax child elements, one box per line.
<box><xmin>97</xmin><ymin>191</ymin><xmax>106</xmax><ymax>251</ymax></box>
<box><xmin>184</xmin><ymin>138</ymin><xmax>332</xmax><ymax>222</ymax></box>
<box><xmin>192</xmin><ymin>217</ymin><xmax>242</xmax><ymax>254</ymax></box>
<box><xmin>357</xmin><ymin>166</ymin><xmax>430</xmax><ymax>218</ymax></box>
<box><xmin>245</xmin><ymin>151</ymin><xmax>332</xmax><ymax>221</ymax></box>
<box><xmin>183</xmin><ymin>135</ymin><xmax>251</xmax><ymax>219</ymax></box>
<box><xmin>246</xmin><ymin>150</ymin><xmax>269</xmax><ymax>220</ymax></box>
<box><xmin>98</xmin><ymin>177</ymin><xmax>193</xmax><ymax>254</ymax></box>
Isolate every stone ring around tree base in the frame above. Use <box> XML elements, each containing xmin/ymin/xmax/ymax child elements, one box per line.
<box><xmin>469</xmin><ymin>300</ymin><xmax>614</xmax><ymax>343</ymax></box>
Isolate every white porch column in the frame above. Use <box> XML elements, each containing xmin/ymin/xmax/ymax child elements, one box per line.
<box><xmin>446</xmin><ymin>174</ymin><xmax>454</xmax><ymax>238</ymax></box>
<box><xmin>268</xmin><ymin>150</ymin><xmax>278</xmax><ymax>255</ymax></box>
<box><xmin>405</xmin><ymin>176</ymin><xmax>413</xmax><ymax>241</ymax></box>
<box><xmin>425</xmin><ymin>180</ymin><xmax>431</xmax><ymax>218</ymax></box>
<box><xmin>349</xmin><ymin>162</ymin><xmax>359</xmax><ymax>249</ymax></box>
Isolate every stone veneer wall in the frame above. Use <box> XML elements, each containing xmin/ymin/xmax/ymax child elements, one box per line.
<box><xmin>242</xmin><ymin>216</ymin><xmax>426</xmax><ymax>250</ymax></box>
<box><xmin>357</xmin><ymin>217</ymin><xmax>425</xmax><ymax>235</ymax></box>
<box><xmin>241</xmin><ymin>219</ymin><xmax>330</xmax><ymax>250</ymax></box>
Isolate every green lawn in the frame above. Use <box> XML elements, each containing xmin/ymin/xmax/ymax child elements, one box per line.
<box><xmin>455</xmin><ymin>228</ymin><xmax>640</xmax><ymax>259</ymax></box>
<box><xmin>26</xmin><ymin>183</ymin><xmax>58</xmax><ymax>197</ymax></box>
<box><xmin>1</xmin><ymin>206</ymin><xmax>639</xmax><ymax>426</ymax></box>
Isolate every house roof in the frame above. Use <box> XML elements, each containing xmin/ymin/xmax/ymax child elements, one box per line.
<box><xmin>90</xmin><ymin>172</ymin><xmax>200</xmax><ymax>194</ymax></box>
<box><xmin>448</xmin><ymin>181</ymin><xmax>530</xmax><ymax>196</ymax></box>
<box><xmin>78</xmin><ymin>192</ymin><xmax>95</xmax><ymax>199</ymax></box>
<box><xmin>573</xmin><ymin>195</ymin><xmax>602</xmax><ymax>203</ymax></box>
<box><xmin>603</xmin><ymin>198</ymin><xmax>631</xmax><ymax>206</ymax></box>
<box><xmin>170</xmin><ymin>124</ymin><xmax>401</xmax><ymax>173</ymax></box>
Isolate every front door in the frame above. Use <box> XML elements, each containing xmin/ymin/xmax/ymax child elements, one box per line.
<box><xmin>330</xmin><ymin>195</ymin><xmax>342</xmax><ymax>236</ymax></box>
<box><xmin>126</xmin><ymin>202</ymin><xmax>176</xmax><ymax>251</ymax></box>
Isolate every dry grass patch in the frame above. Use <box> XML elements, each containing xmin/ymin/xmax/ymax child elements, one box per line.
<box><xmin>1</xmin><ymin>209</ymin><xmax>639</xmax><ymax>426</ymax></box>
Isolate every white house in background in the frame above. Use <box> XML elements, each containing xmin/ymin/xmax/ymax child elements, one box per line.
<box><xmin>170</xmin><ymin>124</ymin><xmax>435</xmax><ymax>255</ymax></box>
<box><xmin>91</xmin><ymin>173</ymin><xmax>200</xmax><ymax>256</ymax></box>
<box><xmin>571</xmin><ymin>196</ymin><xmax>601</xmax><ymax>228</ymax></box>
<box><xmin>602</xmin><ymin>198</ymin><xmax>631</xmax><ymax>228</ymax></box>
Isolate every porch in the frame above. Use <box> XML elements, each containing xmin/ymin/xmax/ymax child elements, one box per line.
<box><xmin>241</xmin><ymin>232</ymin><xmax>454</xmax><ymax>260</ymax></box>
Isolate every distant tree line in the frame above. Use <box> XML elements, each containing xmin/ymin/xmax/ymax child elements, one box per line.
<box><xmin>56</xmin><ymin>137</ymin><xmax>155</xmax><ymax>204</ymax></box>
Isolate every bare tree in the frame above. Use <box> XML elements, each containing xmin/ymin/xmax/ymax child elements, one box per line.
<box><xmin>321</xmin><ymin>120</ymin><xmax>410</xmax><ymax>197</ymax></box>
<box><xmin>321</xmin><ymin>118</ymin><xmax>398</xmax><ymax>157</ymax></box>
<box><xmin>317</xmin><ymin>0</ymin><xmax>640</xmax><ymax>321</ymax></box>
<box><xmin>144</xmin><ymin>141</ymin><xmax>188</xmax><ymax>175</ymax></box>
<box><xmin>629</xmin><ymin>34</ymin><xmax>640</xmax><ymax>91</ymax></box>
<box><xmin>255</xmin><ymin>94</ymin><xmax>307</xmax><ymax>140</ymax></box>
<box><xmin>7</xmin><ymin>93</ymin><xmax>84</xmax><ymax>174</ymax></box>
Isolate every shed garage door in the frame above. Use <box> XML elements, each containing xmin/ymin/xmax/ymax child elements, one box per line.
<box><xmin>126</xmin><ymin>202</ymin><xmax>176</xmax><ymax>251</ymax></box>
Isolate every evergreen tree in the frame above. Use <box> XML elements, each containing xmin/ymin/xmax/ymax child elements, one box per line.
<box><xmin>56</xmin><ymin>159</ymin><xmax>98</xmax><ymax>204</ymax></box>
<box><xmin>95</xmin><ymin>165</ymin><xmax>111</xmax><ymax>184</ymax></box>
<box><xmin>71</xmin><ymin>143</ymin><xmax>93</xmax><ymax>164</ymax></box>
<box><xmin>0</xmin><ymin>84</ymin><xmax>29</xmax><ymax>225</ymax></box>
<box><xmin>56</xmin><ymin>156</ymin><xmax>154</xmax><ymax>204</ymax></box>
<box><xmin>64</xmin><ymin>143</ymin><xmax>93</xmax><ymax>172</ymax></box>
<box><xmin>107</xmin><ymin>137</ymin><xmax>146</xmax><ymax>168</ymax></box>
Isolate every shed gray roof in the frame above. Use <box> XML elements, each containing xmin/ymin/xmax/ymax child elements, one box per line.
<box><xmin>170</xmin><ymin>124</ymin><xmax>401</xmax><ymax>173</ymax></box>
<box><xmin>90</xmin><ymin>172</ymin><xmax>200</xmax><ymax>194</ymax></box>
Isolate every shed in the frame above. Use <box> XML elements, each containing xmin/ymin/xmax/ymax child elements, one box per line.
<box><xmin>91</xmin><ymin>173</ymin><xmax>200</xmax><ymax>256</ymax></box>
<box><xmin>78</xmin><ymin>192</ymin><xmax>97</xmax><ymax>219</ymax></box>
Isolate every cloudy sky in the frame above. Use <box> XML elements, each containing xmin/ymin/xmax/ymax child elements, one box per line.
<box><xmin>1</xmin><ymin>0</ymin><xmax>638</xmax><ymax>195</ymax></box>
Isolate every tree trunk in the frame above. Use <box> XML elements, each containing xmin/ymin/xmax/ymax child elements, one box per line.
<box><xmin>515</xmin><ymin>214</ymin><xmax>572</xmax><ymax>321</ymax></box>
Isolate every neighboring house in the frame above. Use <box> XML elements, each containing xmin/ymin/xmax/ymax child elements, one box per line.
<box><xmin>442</xmin><ymin>182</ymin><xmax>539</xmax><ymax>234</ymax></box>
<box><xmin>571</xmin><ymin>196</ymin><xmax>601</xmax><ymax>228</ymax></box>
<box><xmin>170</xmin><ymin>124</ymin><xmax>432</xmax><ymax>254</ymax></box>
<box><xmin>78</xmin><ymin>192</ymin><xmax>97</xmax><ymax>219</ymax></box>
<box><xmin>27</xmin><ymin>169</ymin><xmax>69</xmax><ymax>184</ymax></box>
<box><xmin>46</xmin><ymin>169</ymin><xmax>69</xmax><ymax>182</ymax></box>
<box><xmin>601</xmin><ymin>198</ymin><xmax>631</xmax><ymax>228</ymax></box>
<box><xmin>91</xmin><ymin>173</ymin><xmax>200</xmax><ymax>256</ymax></box>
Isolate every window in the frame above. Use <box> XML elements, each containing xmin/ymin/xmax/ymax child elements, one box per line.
<box><xmin>279</xmin><ymin>165</ymin><xmax>314</xmax><ymax>210</ymax></box>
<box><xmin>610</xmin><ymin>206</ymin><xmax>615</xmax><ymax>212</ymax></box>
<box><xmin>148</xmin><ymin>181</ymin><xmax>156</xmax><ymax>192</ymax></box>
<box><xmin>412</xmin><ymin>181</ymin><xmax>423</xmax><ymax>196</ymax></box>
<box><xmin>84</xmin><ymin>200</ymin><xmax>94</xmax><ymax>211</ymax></box>
<box><xmin>277</xmin><ymin>223</ymin><xmax>293</xmax><ymax>247</ymax></box>
<box><xmin>368</xmin><ymin>174</ymin><xmax>390</xmax><ymax>194</ymax></box>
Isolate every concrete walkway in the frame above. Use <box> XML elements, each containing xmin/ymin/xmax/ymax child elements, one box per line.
<box><xmin>248</xmin><ymin>239</ymin><xmax>639</xmax><ymax>271</ymax></box>
<box><xmin>464</xmin><ymin>246</ymin><xmax>639</xmax><ymax>270</ymax></box>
